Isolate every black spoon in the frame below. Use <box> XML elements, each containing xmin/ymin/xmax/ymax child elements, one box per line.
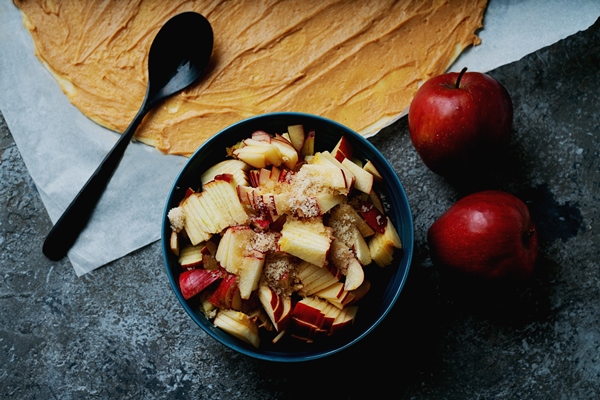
<box><xmin>43</xmin><ymin>12</ymin><xmax>214</xmax><ymax>261</ymax></box>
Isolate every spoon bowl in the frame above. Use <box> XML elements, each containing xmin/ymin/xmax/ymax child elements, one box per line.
<box><xmin>146</xmin><ymin>12</ymin><xmax>214</xmax><ymax>108</ymax></box>
<box><xmin>43</xmin><ymin>12</ymin><xmax>214</xmax><ymax>261</ymax></box>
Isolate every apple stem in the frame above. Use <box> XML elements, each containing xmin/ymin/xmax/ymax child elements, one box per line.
<box><xmin>456</xmin><ymin>67</ymin><xmax>467</xmax><ymax>89</ymax></box>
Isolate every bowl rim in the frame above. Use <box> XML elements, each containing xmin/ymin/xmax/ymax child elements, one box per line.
<box><xmin>161</xmin><ymin>111</ymin><xmax>414</xmax><ymax>362</ymax></box>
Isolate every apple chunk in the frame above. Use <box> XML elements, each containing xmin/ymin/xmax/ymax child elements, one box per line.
<box><xmin>258</xmin><ymin>284</ymin><xmax>292</xmax><ymax>332</ymax></box>
<box><xmin>293</xmin><ymin>164</ymin><xmax>348</xmax><ymax>194</ymax></box>
<box><xmin>214</xmin><ymin>309</ymin><xmax>261</xmax><ymax>348</ymax></box>
<box><xmin>329</xmin><ymin>306</ymin><xmax>358</xmax><ymax>336</ymax></box>
<box><xmin>341</xmin><ymin>158</ymin><xmax>373</xmax><ymax>194</ymax></box>
<box><xmin>328</xmin><ymin>239</ymin><xmax>364</xmax><ymax>291</ymax></box>
<box><xmin>209</xmin><ymin>273</ymin><xmax>243</xmax><ymax>311</ymax></box>
<box><xmin>201</xmin><ymin>159</ymin><xmax>251</xmax><ymax>188</ymax></box>
<box><xmin>300</xmin><ymin>130</ymin><xmax>315</xmax><ymax>157</ymax></box>
<box><xmin>287</xmin><ymin>124</ymin><xmax>305</xmax><ymax>152</ymax></box>
<box><xmin>169</xmin><ymin>230</ymin><xmax>180</xmax><ymax>256</ymax></box>
<box><xmin>179</xmin><ymin>269</ymin><xmax>222</xmax><ymax>300</ymax></box>
<box><xmin>238</xmin><ymin>250</ymin><xmax>265</xmax><ymax>299</ymax></box>
<box><xmin>356</xmin><ymin>200</ymin><xmax>387</xmax><ymax>234</ymax></box>
<box><xmin>297</xmin><ymin>261</ymin><xmax>341</xmax><ymax>297</ymax></box>
<box><xmin>311</xmin><ymin>151</ymin><xmax>355</xmax><ymax>191</ymax></box>
<box><xmin>363</xmin><ymin>160</ymin><xmax>383</xmax><ymax>182</ymax></box>
<box><xmin>278</xmin><ymin>218</ymin><xmax>333</xmax><ymax>267</ymax></box>
<box><xmin>178</xmin><ymin>243</ymin><xmax>205</xmax><ymax>269</ymax></box>
<box><xmin>181</xmin><ymin>179</ymin><xmax>249</xmax><ymax>245</ymax></box>
<box><xmin>215</xmin><ymin>226</ymin><xmax>255</xmax><ymax>275</ymax></box>
<box><xmin>368</xmin><ymin>217</ymin><xmax>402</xmax><ymax>267</ymax></box>
<box><xmin>331</xmin><ymin>136</ymin><xmax>354</xmax><ymax>162</ymax></box>
<box><xmin>271</xmin><ymin>134</ymin><xmax>299</xmax><ymax>170</ymax></box>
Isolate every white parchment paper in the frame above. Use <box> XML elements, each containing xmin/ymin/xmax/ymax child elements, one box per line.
<box><xmin>1</xmin><ymin>0</ymin><xmax>598</xmax><ymax>276</ymax></box>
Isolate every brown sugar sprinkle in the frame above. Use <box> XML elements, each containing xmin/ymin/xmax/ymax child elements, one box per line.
<box><xmin>251</xmin><ymin>231</ymin><xmax>280</xmax><ymax>253</ymax></box>
<box><xmin>290</xmin><ymin>167</ymin><xmax>327</xmax><ymax>197</ymax></box>
<box><xmin>289</xmin><ymin>196</ymin><xmax>321</xmax><ymax>218</ymax></box>
<box><xmin>263</xmin><ymin>252</ymin><xmax>300</xmax><ymax>296</ymax></box>
<box><xmin>328</xmin><ymin>239</ymin><xmax>354</xmax><ymax>275</ymax></box>
<box><xmin>327</xmin><ymin>203</ymin><xmax>355</xmax><ymax>246</ymax></box>
<box><xmin>167</xmin><ymin>206</ymin><xmax>185</xmax><ymax>232</ymax></box>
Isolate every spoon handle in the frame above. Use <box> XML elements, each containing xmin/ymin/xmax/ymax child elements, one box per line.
<box><xmin>42</xmin><ymin>104</ymin><xmax>149</xmax><ymax>261</ymax></box>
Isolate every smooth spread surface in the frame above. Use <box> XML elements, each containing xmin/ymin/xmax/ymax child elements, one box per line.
<box><xmin>14</xmin><ymin>0</ymin><xmax>486</xmax><ymax>156</ymax></box>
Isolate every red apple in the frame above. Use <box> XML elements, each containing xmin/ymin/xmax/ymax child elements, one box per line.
<box><xmin>408</xmin><ymin>68</ymin><xmax>513</xmax><ymax>176</ymax></box>
<box><xmin>428</xmin><ymin>190</ymin><xmax>538</xmax><ymax>280</ymax></box>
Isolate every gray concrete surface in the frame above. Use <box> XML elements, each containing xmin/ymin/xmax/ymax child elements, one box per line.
<box><xmin>1</xmin><ymin>16</ymin><xmax>599</xmax><ymax>400</ymax></box>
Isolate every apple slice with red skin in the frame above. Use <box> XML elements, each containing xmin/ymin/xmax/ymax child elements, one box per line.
<box><xmin>290</xmin><ymin>317</ymin><xmax>322</xmax><ymax>343</ymax></box>
<box><xmin>291</xmin><ymin>297</ymin><xmax>344</xmax><ymax>340</ymax></box>
<box><xmin>314</xmin><ymin>281</ymin><xmax>353</xmax><ymax>309</ymax></box>
<box><xmin>201</xmin><ymin>159</ymin><xmax>251</xmax><ymax>188</ymax></box>
<box><xmin>177</xmin><ymin>187</ymin><xmax>195</xmax><ymax>207</ymax></box>
<box><xmin>178</xmin><ymin>244</ymin><xmax>205</xmax><ymax>270</ymax></box>
<box><xmin>331</xmin><ymin>136</ymin><xmax>354</xmax><ymax>162</ymax></box>
<box><xmin>428</xmin><ymin>190</ymin><xmax>538</xmax><ymax>280</ymax></box>
<box><xmin>209</xmin><ymin>273</ymin><xmax>243</xmax><ymax>310</ymax></box>
<box><xmin>249</xmin><ymin>169</ymin><xmax>262</xmax><ymax>187</ymax></box>
<box><xmin>290</xmin><ymin>298</ymin><xmax>328</xmax><ymax>341</ymax></box>
<box><xmin>291</xmin><ymin>298</ymin><xmax>324</xmax><ymax>327</ymax></box>
<box><xmin>258</xmin><ymin>285</ymin><xmax>283</xmax><ymax>323</ymax></box>
<box><xmin>329</xmin><ymin>306</ymin><xmax>358</xmax><ymax>336</ymax></box>
<box><xmin>179</xmin><ymin>269</ymin><xmax>222</xmax><ymax>300</ymax></box>
<box><xmin>278</xmin><ymin>168</ymin><xmax>293</xmax><ymax>183</ymax></box>
<box><xmin>251</xmin><ymin>130</ymin><xmax>272</xmax><ymax>142</ymax></box>
<box><xmin>258</xmin><ymin>285</ymin><xmax>291</xmax><ymax>331</ymax></box>
<box><xmin>343</xmin><ymin>256</ymin><xmax>364</xmax><ymax>291</ymax></box>
<box><xmin>356</xmin><ymin>200</ymin><xmax>387</xmax><ymax>234</ymax></box>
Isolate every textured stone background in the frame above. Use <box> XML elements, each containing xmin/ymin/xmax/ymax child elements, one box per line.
<box><xmin>1</xmin><ymin>17</ymin><xmax>599</xmax><ymax>400</ymax></box>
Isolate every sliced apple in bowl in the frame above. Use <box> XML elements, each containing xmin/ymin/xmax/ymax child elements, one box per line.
<box><xmin>162</xmin><ymin>113</ymin><xmax>413</xmax><ymax>361</ymax></box>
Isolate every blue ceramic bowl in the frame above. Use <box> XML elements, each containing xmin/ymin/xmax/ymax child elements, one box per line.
<box><xmin>162</xmin><ymin>112</ymin><xmax>413</xmax><ymax>362</ymax></box>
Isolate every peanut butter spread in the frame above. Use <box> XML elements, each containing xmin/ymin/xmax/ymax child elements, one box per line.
<box><xmin>14</xmin><ymin>0</ymin><xmax>487</xmax><ymax>156</ymax></box>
